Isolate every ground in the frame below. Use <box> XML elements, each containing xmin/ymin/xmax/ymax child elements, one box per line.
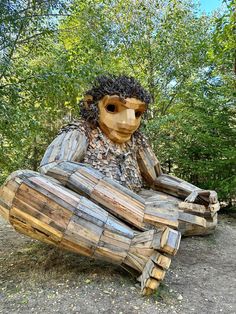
<box><xmin>0</xmin><ymin>215</ymin><xmax>236</xmax><ymax>314</ymax></box>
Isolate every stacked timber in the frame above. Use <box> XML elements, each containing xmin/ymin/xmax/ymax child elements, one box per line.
<box><xmin>0</xmin><ymin>170</ymin><xmax>180</xmax><ymax>295</ymax></box>
<box><xmin>41</xmin><ymin>160</ymin><xmax>218</xmax><ymax>236</ymax></box>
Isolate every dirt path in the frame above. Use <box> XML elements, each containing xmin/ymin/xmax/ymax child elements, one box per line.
<box><xmin>0</xmin><ymin>215</ymin><xmax>236</xmax><ymax>314</ymax></box>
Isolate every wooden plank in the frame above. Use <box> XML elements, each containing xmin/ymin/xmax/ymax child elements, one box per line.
<box><xmin>123</xmin><ymin>255</ymin><xmax>143</xmax><ymax>272</ymax></box>
<box><xmin>124</xmin><ymin>252</ymin><xmax>146</xmax><ymax>272</ymax></box>
<box><xmin>11</xmin><ymin>218</ymin><xmax>57</xmax><ymax>245</ymax></box>
<box><xmin>178</xmin><ymin>201</ymin><xmax>217</xmax><ymax>218</ymax></box>
<box><xmin>209</xmin><ymin>203</ymin><xmax>220</xmax><ymax>214</ymax></box>
<box><xmin>103</xmin><ymin>177</ymin><xmax>145</xmax><ymax>204</ymax></box>
<box><xmin>131</xmin><ymin>230</ymin><xmax>155</xmax><ymax>249</ymax></box>
<box><xmin>93</xmin><ymin>246</ymin><xmax>126</xmax><ymax>264</ymax></box>
<box><xmin>75</xmin><ymin>196</ymin><xmax>108</xmax><ymax>227</ymax></box>
<box><xmin>59</xmin><ymin>238</ymin><xmax>93</xmax><ymax>257</ymax></box>
<box><xmin>144</xmin><ymin>205</ymin><xmax>179</xmax><ymax>228</ymax></box>
<box><xmin>9</xmin><ymin>207</ymin><xmax>63</xmax><ymax>241</ymax></box>
<box><xmin>77</xmin><ymin>165</ymin><xmax>105</xmax><ymax>181</ymax></box>
<box><xmin>150</xmin><ymin>253</ymin><xmax>171</xmax><ymax>270</ymax></box>
<box><xmin>145</xmin><ymin>278</ymin><xmax>160</xmax><ymax>290</ymax></box>
<box><xmin>13</xmin><ymin>197</ymin><xmax>66</xmax><ymax>233</ymax></box>
<box><xmin>65</xmin><ymin>214</ymin><xmax>103</xmax><ymax>246</ymax></box>
<box><xmin>15</xmin><ymin>183</ymin><xmax>73</xmax><ymax>231</ymax></box>
<box><xmin>97</xmin><ymin>240</ymin><xmax>127</xmax><ymax>256</ymax></box>
<box><xmin>144</xmin><ymin>259</ymin><xmax>166</xmax><ymax>280</ymax></box>
<box><xmin>178</xmin><ymin>211</ymin><xmax>206</xmax><ymax>227</ymax></box>
<box><xmin>23</xmin><ymin>176</ymin><xmax>80</xmax><ymax>213</ymax></box>
<box><xmin>105</xmin><ymin>216</ymin><xmax>134</xmax><ymax>239</ymax></box>
<box><xmin>137</xmin><ymin>148</ymin><xmax>157</xmax><ymax>183</ymax></box>
<box><xmin>142</xmin><ymin>287</ymin><xmax>155</xmax><ymax>296</ymax></box>
<box><xmin>92</xmin><ymin>181</ymin><xmax>144</xmax><ymax>229</ymax></box>
<box><xmin>41</xmin><ymin>162</ymin><xmax>70</xmax><ymax>185</ymax></box>
<box><xmin>129</xmin><ymin>247</ymin><xmax>154</xmax><ymax>257</ymax></box>
<box><xmin>68</xmin><ymin>132</ymin><xmax>88</xmax><ymax>162</ymax></box>
<box><xmin>68</xmin><ymin>172</ymin><xmax>97</xmax><ymax>196</ymax></box>
<box><xmin>151</xmin><ymin>229</ymin><xmax>163</xmax><ymax>249</ymax></box>
<box><xmin>0</xmin><ymin>200</ymin><xmax>10</xmax><ymax>221</ymax></box>
<box><xmin>0</xmin><ymin>185</ymin><xmax>17</xmax><ymax>207</ymax></box>
<box><xmin>30</xmin><ymin>176</ymin><xmax>81</xmax><ymax>206</ymax></box>
<box><xmin>151</xmin><ymin>266</ymin><xmax>166</xmax><ymax>281</ymax></box>
<box><xmin>40</xmin><ymin>132</ymin><xmax>66</xmax><ymax>166</ymax></box>
<box><xmin>102</xmin><ymin>229</ymin><xmax>131</xmax><ymax>246</ymax></box>
<box><xmin>160</xmin><ymin>227</ymin><xmax>181</xmax><ymax>255</ymax></box>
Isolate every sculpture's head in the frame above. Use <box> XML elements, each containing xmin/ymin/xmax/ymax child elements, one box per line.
<box><xmin>80</xmin><ymin>75</ymin><xmax>151</xmax><ymax>144</ymax></box>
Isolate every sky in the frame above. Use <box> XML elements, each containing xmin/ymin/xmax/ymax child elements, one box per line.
<box><xmin>198</xmin><ymin>0</ymin><xmax>223</xmax><ymax>13</ymax></box>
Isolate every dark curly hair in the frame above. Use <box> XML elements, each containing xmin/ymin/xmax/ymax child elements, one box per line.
<box><xmin>80</xmin><ymin>75</ymin><xmax>152</xmax><ymax>126</ymax></box>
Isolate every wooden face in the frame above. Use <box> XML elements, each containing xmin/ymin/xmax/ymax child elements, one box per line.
<box><xmin>98</xmin><ymin>95</ymin><xmax>146</xmax><ymax>143</ymax></box>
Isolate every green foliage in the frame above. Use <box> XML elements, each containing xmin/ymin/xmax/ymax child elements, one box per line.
<box><xmin>146</xmin><ymin>72</ymin><xmax>235</xmax><ymax>202</ymax></box>
<box><xmin>0</xmin><ymin>0</ymin><xmax>235</xmax><ymax>205</ymax></box>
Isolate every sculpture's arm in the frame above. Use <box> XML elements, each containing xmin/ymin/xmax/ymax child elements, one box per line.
<box><xmin>41</xmin><ymin>158</ymin><xmax>183</xmax><ymax>238</ymax></box>
<box><xmin>40</xmin><ymin>124</ymin><xmax>88</xmax><ymax>168</ymax></box>
<box><xmin>39</xmin><ymin>126</ymin><xmax>182</xmax><ymax>235</ymax></box>
<box><xmin>137</xmin><ymin>144</ymin><xmax>218</xmax><ymax>206</ymax></box>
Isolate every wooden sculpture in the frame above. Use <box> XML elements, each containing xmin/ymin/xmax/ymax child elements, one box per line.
<box><xmin>0</xmin><ymin>75</ymin><xmax>220</xmax><ymax>295</ymax></box>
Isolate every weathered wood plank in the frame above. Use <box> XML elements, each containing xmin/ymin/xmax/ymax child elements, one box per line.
<box><xmin>160</xmin><ymin>227</ymin><xmax>181</xmax><ymax>255</ymax></box>
<box><xmin>178</xmin><ymin>211</ymin><xmax>206</xmax><ymax>227</ymax></box>
<box><xmin>10</xmin><ymin>207</ymin><xmax>63</xmax><ymax>241</ymax></box>
<box><xmin>15</xmin><ymin>183</ymin><xmax>73</xmax><ymax>231</ymax></box>
<box><xmin>68</xmin><ymin>172</ymin><xmax>97</xmax><ymax>196</ymax></box>
<box><xmin>11</xmin><ymin>218</ymin><xmax>57</xmax><ymax>245</ymax></box>
<box><xmin>105</xmin><ymin>216</ymin><xmax>134</xmax><ymax>239</ymax></box>
<box><xmin>150</xmin><ymin>253</ymin><xmax>171</xmax><ymax>270</ymax></box>
<box><xmin>65</xmin><ymin>214</ymin><xmax>103</xmax><ymax>246</ymax></box>
<box><xmin>59</xmin><ymin>238</ymin><xmax>93</xmax><ymax>257</ymax></box>
<box><xmin>103</xmin><ymin>177</ymin><xmax>145</xmax><ymax>204</ymax></box>
<box><xmin>93</xmin><ymin>246</ymin><xmax>127</xmax><ymax>263</ymax></box>
<box><xmin>92</xmin><ymin>181</ymin><xmax>144</xmax><ymax>229</ymax></box>
<box><xmin>144</xmin><ymin>208</ymin><xmax>179</xmax><ymax>228</ymax></box>
<box><xmin>75</xmin><ymin>197</ymin><xmax>108</xmax><ymax>227</ymax></box>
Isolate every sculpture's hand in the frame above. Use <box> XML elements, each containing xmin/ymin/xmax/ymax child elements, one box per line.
<box><xmin>185</xmin><ymin>190</ymin><xmax>218</xmax><ymax>205</ymax></box>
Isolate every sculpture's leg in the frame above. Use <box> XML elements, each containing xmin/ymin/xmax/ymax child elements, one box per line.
<box><xmin>139</xmin><ymin>189</ymin><xmax>219</xmax><ymax>236</ymax></box>
<box><xmin>0</xmin><ymin>170</ymin><xmax>180</xmax><ymax>295</ymax></box>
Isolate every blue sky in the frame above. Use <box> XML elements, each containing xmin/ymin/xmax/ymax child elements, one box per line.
<box><xmin>198</xmin><ymin>0</ymin><xmax>223</xmax><ymax>13</ymax></box>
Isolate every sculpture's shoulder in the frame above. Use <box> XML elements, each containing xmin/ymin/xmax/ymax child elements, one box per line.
<box><xmin>40</xmin><ymin>119</ymin><xmax>92</xmax><ymax>167</ymax></box>
<box><xmin>58</xmin><ymin>118</ymin><xmax>92</xmax><ymax>138</ymax></box>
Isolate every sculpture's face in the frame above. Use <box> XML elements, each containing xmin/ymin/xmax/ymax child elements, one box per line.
<box><xmin>98</xmin><ymin>95</ymin><xmax>146</xmax><ymax>143</ymax></box>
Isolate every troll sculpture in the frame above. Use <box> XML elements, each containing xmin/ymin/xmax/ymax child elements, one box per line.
<box><xmin>0</xmin><ymin>75</ymin><xmax>219</xmax><ymax>295</ymax></box>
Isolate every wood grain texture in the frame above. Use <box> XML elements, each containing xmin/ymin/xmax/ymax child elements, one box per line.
<box><xmin>40</xmin><ymin>128</ymin><xmax>88</xmax><ymax>167</ymax></box>
<box><xmin>140</xmin><ymin>189</ymin><xmax>218</xmax><ymax>236</ymax></box>
<box><xmin>137</xmin><ymin>146</ymin><xmax>162</xmax><ymax>185</ymax></box>
<box><xmin>1</xmin><ymin>170</ymin><xmax>181</xmax><ymax>297</ymax></box>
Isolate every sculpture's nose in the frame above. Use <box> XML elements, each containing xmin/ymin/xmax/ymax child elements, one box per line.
<box><xmin>117</xmin><ymin>109</ymin><xmax>137</xmax><ymax>130</ymax></box>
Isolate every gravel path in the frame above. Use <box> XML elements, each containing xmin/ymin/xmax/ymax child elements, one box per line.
<box><xmin>0</xmin><ymin>215</ymin><xmax>236</xmax><ymax>314</ymax></box>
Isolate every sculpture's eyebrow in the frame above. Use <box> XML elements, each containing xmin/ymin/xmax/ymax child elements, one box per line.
<box><xmin>123</xmin><ymin>102</ymin><xmax>146</xmax><ymax>111</ymax></box>
<box><xmin>106</xmin><ymin>95</ymin><xmax>146</xmax><ymax>110</ymax></box>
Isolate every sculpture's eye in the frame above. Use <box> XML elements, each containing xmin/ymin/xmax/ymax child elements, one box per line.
<box><xmin>135</xmin><ymin>111</ymin><xmax>142</xmax><ymax>118</ymax></box>
<box><xmin>106</xmin><ymin>104</ymin><xmax>117</xmax><ymax>113</ymax></box>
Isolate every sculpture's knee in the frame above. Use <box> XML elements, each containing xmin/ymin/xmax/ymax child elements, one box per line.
<box><xmin>3</xmin><ymin>169</ymin><xmax>38</xmax><ymax>185</ymax></box>
<box><xmin>0</xmin><ymin>169</ymin><xmax>38</xmax><ymax>221</ymax></box>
